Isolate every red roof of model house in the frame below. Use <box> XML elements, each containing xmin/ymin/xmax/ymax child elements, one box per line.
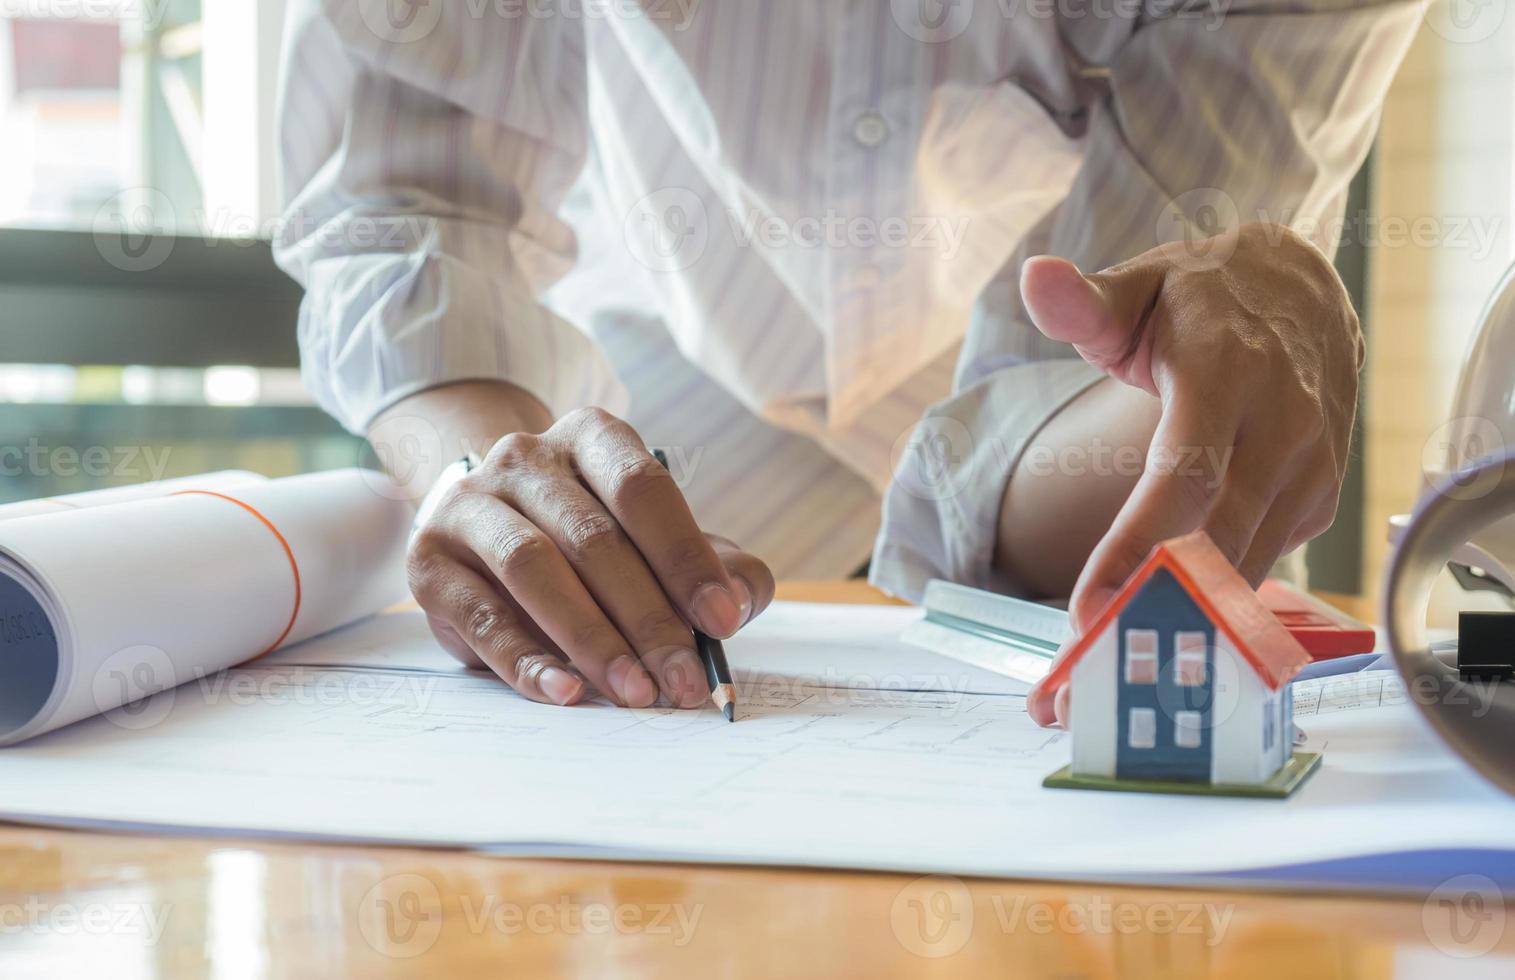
<box><xmin>1042</xmin><ymin>531</ymin><xmax>1312</xmax><ymax>692</ymax></box>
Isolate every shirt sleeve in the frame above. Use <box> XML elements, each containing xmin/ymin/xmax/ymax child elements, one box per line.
<box><xmin>273</xmin><ymin>0</ymin><xmax>625</xmax><ymax>434</ymax></box>
<box><xmin>870</xmin><ymin>0</ymin><xmax>1426</xmax><ymax>602</ymax></box>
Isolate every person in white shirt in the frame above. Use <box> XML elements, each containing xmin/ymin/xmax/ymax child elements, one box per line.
<box><xmin>275</xmin><ymin>0</ymin><xmax>1423</xmax><ymax>719</ymax></box>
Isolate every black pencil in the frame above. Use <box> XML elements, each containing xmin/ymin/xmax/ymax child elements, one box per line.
<box><xmin>696</xmin><ymin>629</ymin><xmax>736</xmax><ymax>723</ymax></box>
<box><xmin>653</xmin><ymin>449</ymin><xmax>737</xmax><ymax>722</ymax></box>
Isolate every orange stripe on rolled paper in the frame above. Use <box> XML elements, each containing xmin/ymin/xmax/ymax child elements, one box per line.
<box><xmin>171</xmin><ymin>490</ymin><xmax>303</xmax><ymax>660</ymax></box>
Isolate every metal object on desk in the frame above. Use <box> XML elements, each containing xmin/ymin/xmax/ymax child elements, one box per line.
<box><xmin>1457</xmin><ymin>611</ymin><xmax>1515</xmax><ymax>681</ymax></box>
<box><xmin>1385</xmin><ymin>452</ymin><xmax>1515</xmax><ymax>799</ymax></box>
<box><xmin>900</xmin><ymin>580</ymin><xmax>1072</xmax><ymax>690</ymax></box>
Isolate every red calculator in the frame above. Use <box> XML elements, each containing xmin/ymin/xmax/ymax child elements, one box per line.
<box><xmin>1259</xmin><ymin>579</ymin><xmax>1376</xmax><ymax>660</ymax></box>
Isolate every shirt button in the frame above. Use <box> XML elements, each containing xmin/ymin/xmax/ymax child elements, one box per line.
<box><xmin>852</xmin><ymin>112</ymin><xmax>889</xmax><ymax>148</ymax></box>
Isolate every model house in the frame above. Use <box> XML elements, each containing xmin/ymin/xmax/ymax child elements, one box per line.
<box><xmin>1043</xmin><ymin>532</ymin><xmax>1315</xmax><ymax>794</ymax></box>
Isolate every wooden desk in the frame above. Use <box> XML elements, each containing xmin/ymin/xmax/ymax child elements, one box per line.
<box><xmin>1</xmin><ymin>583</ymin><xmax>1507</xmax><ymax>978</ymax></box>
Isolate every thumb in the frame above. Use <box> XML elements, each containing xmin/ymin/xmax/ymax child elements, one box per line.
<box><xmin>1026</xmin><ymin>674</ymin><xmax>1069</xmax><ymax>729</ymax></box>
<box><xmin>1026</xmin><ymin>636</ymin><xmax>1082</xmax><ymax>729</ymax></box>
<box><xmin>1020</xmin><ymin>255</ymin><xmax>1163</xmax><ymax>387</ymax></box>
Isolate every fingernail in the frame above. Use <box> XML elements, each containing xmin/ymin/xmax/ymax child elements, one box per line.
<box><xmin>662</xmin><ymin>648</ymin><xmax>710</xmax><ymax>709</ymax></box>
<box><xmin>692</xmin><ymin>584</ymin><xmax>742</xmax><ymax>637</ymax></box>
<box><xmin>730</xmin><ymin>577</ymin><xmax>753</xmax><ymax>626</ymax></box>
<box><xmin>607</xmin><ymin>655</ymin><xmax>658</xmax><ymax>708</ymax></box>
<box><xmin>539</xmin><ymin>666</ymin><xmax>583</xmax><ymax>707</ymax></box>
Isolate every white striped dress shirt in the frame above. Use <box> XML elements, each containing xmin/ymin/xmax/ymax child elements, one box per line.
<box><xmin>274</xmin><ymin>0</ymin><xmax>1424</xmax><ymax>598</ymax></box>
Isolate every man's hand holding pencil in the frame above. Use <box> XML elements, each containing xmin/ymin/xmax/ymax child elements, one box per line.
<box><xmin>405</xmin><ymin>405</ymin><xmax>772</xmax><ymax>713</ymax></box>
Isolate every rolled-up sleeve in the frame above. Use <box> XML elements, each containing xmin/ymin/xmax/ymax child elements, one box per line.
<box><xmin>871</xmin><ymin>0</ymin><xmax>1426</xmax><ymax>602</ymax></box>
<box><xmin>274</xmin><ymin>0</ymin><xmax>624</xmax><ymax>434</ymax></box>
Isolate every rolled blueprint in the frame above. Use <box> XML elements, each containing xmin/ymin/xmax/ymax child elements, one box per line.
<box><xmin>0</xmin><ymin>469</ymin><xmax>413</xmax><ymax>745</ymax></box>
<box><xmin>0</xmin><ymin>470</ymin><xmax>267</xmax><ymax>521</ymax></box>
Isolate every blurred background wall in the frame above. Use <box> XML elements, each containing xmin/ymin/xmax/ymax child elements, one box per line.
<box><xmin>1363</xmin><ymin>5</ymin><xmax>1515</xmax><ymax>614</ymax></box>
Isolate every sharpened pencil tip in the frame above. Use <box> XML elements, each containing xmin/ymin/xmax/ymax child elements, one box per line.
<box><xmin>710</xmin><ymin>683</ymin><xmax>735</xmax><ymax>720</ymax></box>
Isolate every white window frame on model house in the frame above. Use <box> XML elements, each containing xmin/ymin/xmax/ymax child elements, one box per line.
<box><xmin>1124</xmin><ymin>629</ymin><xmax>1158</xmax><ymax>685</ymax></box>
<box><xmin>1174</xmin><ymin>631</ymin><xmax>1208</xmax><ymax>687</ymax></box>
<box><xmin>1128</xmin><ymin>707</ymin><xmax>1157</xmax><ymax>749</ymax></box>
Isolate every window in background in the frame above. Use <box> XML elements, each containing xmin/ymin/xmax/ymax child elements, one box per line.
<box><xmin>0</xmin><ymin>361</ymin><xmax>359</xmax><ymax>506</ymax></box>
<box><xmin>0</xmin><ymin>0</ymin><xmax>356</xmax><ymax>506</ymax></box>
<box><xmin>0</xmin><ymin>7</ymin><xmax>127</xmax><ymax>228</ymax></box>
<box><xmin>0</xmin><ymin>0</ymin><xmax>283</xmax><ymax>234</ymax></box>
